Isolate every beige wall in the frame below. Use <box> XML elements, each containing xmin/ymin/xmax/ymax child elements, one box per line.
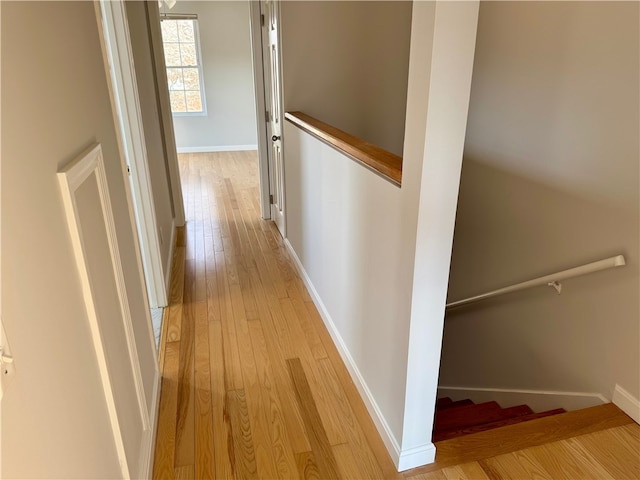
<box><xmin>168</xmin><ymin>1</ymin><xmax>258</xmax><ymax>150</ymax></box>
<box><xmin>126</xmin><ymin>0</ymin><xmax>176</xmax><ymax>281</ymax></box>
<box><xmin>281</xmin><ymin>1</ymin><xmax>412</xmax><ymax>156</ymax></box>
<box><xmin>442</xmin><ymin>2</ymin><xmax>639</xmax><ymax>403</ymax></box>
<box><xmin>2</xmin><ymin>2</ymin><xmax>156</xmax><ymax>477</ymax></box>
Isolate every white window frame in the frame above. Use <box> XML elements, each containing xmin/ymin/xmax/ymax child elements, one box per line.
<box><xmin>160</xmin><ymin>14</ymin><xmax>207</xmax><ymax>117</ymax></box>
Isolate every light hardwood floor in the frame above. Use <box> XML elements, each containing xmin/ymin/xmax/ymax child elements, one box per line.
<box><xmin>153</xmin><ymin>151</ymin><xmax>640</xmax><ymax>480</ymax></box>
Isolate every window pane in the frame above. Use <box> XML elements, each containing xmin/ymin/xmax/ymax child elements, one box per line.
<box><xmin>161</xmin><ymin>20</ymin><xmax>178</xmax><ymax>42</ymax></box>
<box><xmin>185</xmin><ymin>91</ymin><xmax>203</xmax><ymax>112</ymax></box>
<box><xmin>164</xmin><ymin>43</ymin><xmax>181</xmax><ymax>67</ymax></box>
<box><xmin>170</xmin><ymin>91</ymin><xmax>187</xmax><ymax>112</ymax></box>
<box><xmin>180</xmin><ymin>43</ymin><xmax>197</xmax><ymax>67</ymax></box>
<box><xmin>162</xmin><ymin>18</ymin><xmax>204</xmax><ymax>115</ymax></box>
<box><xmin>166</xmin><ymin>68</ymin><xmax>184</xmax><ymax>91</ymax></box>
<box><xmin>182</xmin><ymin>68</ymin><xmax>200</xmax><ymax>90</ymax></box>
<box><xmin>177</xmin><ymin>20</ymin><xmax>195</xmax><ymax>42</ymax></box>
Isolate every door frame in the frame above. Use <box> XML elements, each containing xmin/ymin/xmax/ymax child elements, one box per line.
<box><xmin>143</xmin><ymin>0</ymin><xmax>282</xmax><ymax>229</ymax></box>
<box><xmin>249</xmin><ymin>0</ymin><xmax>273</xmax><ymax>221</ymax></box>
<box><xmin>96</xmin><ymin>0</ymin><xmax>169</xmax><ymax>309</ymax></box>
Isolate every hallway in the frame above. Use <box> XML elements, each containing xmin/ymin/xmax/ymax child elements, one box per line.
<box><xmin>152</xmin><ymin>151</ymin><xmax>399</xmax><ymax>479</ymax></box>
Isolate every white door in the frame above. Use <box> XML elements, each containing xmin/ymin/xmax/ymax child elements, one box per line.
<box><xmin>261</xmin><ymin>0</ymin><xmax>285</xmax><ymax>237</ymax></box>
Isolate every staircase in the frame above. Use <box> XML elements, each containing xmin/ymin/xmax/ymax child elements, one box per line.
<box><xmin>433</xmin><ymin>397</ymin><xmax>566</xmax><ymax>442</ymax></box>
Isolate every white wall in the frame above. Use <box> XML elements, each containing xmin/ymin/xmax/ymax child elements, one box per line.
<box><xmin>126</xmin><ymin>0</ymin><xmax>176</xmax><ymax>291</ymax></box>
<box><xmin>283</xmin><ymin>2</ymin><xmax>479</xmax><ymax>470</ymax></box>
<box><xmin>281</xmin><ymin>1</ymin><xmax>412</xmax><ymax>156</ymax></box>
<box><xmin>168</xmin><ymin>1</ymin><xmax>258</xmax><ymax>150</ymax></box>
<box><xmin>442</xmin><ymin>2</ymin><xmax>640</xmax><ymax>406</ymax></box>
<box><xmin>1</xmin><ymin>2</ymin><xmax>157</xmax><ymax>477</ymax></box>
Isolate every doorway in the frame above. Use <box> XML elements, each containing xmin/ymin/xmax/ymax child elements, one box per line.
<box><xmin>152</xmin><ymin>0</ymin><xmax>284</xmax><ymax>237</ymax></box>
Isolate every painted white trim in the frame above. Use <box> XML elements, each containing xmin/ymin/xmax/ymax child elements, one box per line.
<box><xmin>98</xmin><ymin>0</ymin><xmax>168</xmax><ymax>309</ymax></box>
<box><xmin>145</xmin><ymin>0</ymin><xmax>185</xmax><ymax>228</ymax></box>
<box><xmin>612</xmin><ymin>384</ymin><xmax>640</xmax><ymax>424</ymax></box>
<box><xmin>58</xmin><ymin>144</ymin><xmax>153</xmax><ymax>479</ymax></box>
<box><xmin>140</xmin><ymin>371</ymin><xmax>162</xmax><ymax>478</ymax></box>
<box><xmin>284</xmin><ymin>239</ymin><xmax>408</xmax><ymax>469</ymax></box>
<box><xmin>95</xmin><ymin>0</ymin><xmax>160</xmax><ymax>366</ymax></box>
<box><xmin>176</xmin><ymin>145</ymin><xmax>258</xmax><ymax>153</ymax></box>
<box><xmin>94</xmin><ymin>147</ymin><xmax>151</xmax><ymax>434</ymax></box>
<box><xmin>438</xmin><ymin>385</ymin><xmax>607</xmax><ymax>413</ymax></box>
<box><xmin>249</xmin><ymin>0</ymin><xmax>272</xmax><ymax>220</ymax></box>
<box><xmin>164</xmin><ymin>219</ymin><xmax>176</xmax><ymax>295</ymax></box>
<box><xmin>398</xmin><ymin>444</ymin><xmax>436</xmax><ymax>472</ymax></box>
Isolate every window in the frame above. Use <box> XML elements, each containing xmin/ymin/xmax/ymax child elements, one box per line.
<box><xmin>160</xmin><ymin>17</ymin><xmax>206</xmax><ymax>115</ymax></box>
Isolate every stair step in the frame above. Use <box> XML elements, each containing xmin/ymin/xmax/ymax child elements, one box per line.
<box><xmin>434</xmin><ymin>401</ymin><xmax>503</xmax><ymax>431</ymax></box>
<box><xmin>433</xmin><ymin>407</ymin><xmax>564</xmax><ymax>442</ymax></box>
<box><xmin>437</xmin><ymin>398</ymin><xmax>474</xmax><ymax>411</ymax></box>
<box><xmin>436</xmin><ymin>397</ymin><xmax>453</xmax><ymax>409</ymax></box>
<box><xmin>410</xmin><ymin>404</ymin><xmax>633</xmax><ymax>476</ymax></box>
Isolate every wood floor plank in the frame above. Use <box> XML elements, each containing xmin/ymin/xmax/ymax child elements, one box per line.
<box><xmin>408</xmin><ymin>471</ymin><xmax>447</xmax><ymax>480</ymax></box>
<box><xmin>478</xmin><ymin>450</ymin><xmax>552</xmax><ymax>480</ymax></box>
<box><xmin>153</xmin><ymin>341</ymin><xmax>180</xmax><ymax>480</ymax></box>
<box><xmin>295</xmin><ymin>452</ymin><xmax>321</xmax><ymax>480</ymax></box>
<box><xmin>441</xmin><ymin>461</ymin><xmax>492</xmax><ymax>480</ymax></box>
<box><xmin>194</xmin><ymin>301</ymin><xmax>214</xmax><ymax>480</ymax></box>
<box><xmin>232</xmin><ymin>286</ymin><xmax>280</xmax><ymax>480</ymax></box>
<box><xmin>175</xmin><ymin>259</ymin><xmax>196</xmax><ymax>467</ymax></box>
<box><xmin>169</xmin><ymin>245</ymin><xmax>186</xmax><ymax>304</ymax></box>
<box><xmin>302</xmin><ymin>301</ymin><xmax>400</xmax><ymax>480</ymax></box>
<box><xmin>250</xmin><ymin>305</ymin><xmax>311</xmax><ymax>455</ymax></box>
<box><xmin>165</xmin><ymin>303</ymin><xmax>183</xmax><ymax>343</ymax></box>
<box><xmin>316</xmin><ymin>358</ymin><xmax>385</xmax><ymax>479</ymax></box>
<box><xmin>227</xmin><ymin>389</ymin><xmax>258</xmax><ymax>480</ymax></box>
<box><xmin>248</xmin><ymin>320</ymin><xmax>302</xmax><ymax>479</ymax></box>
<box><xmin>208</xmin><ymin>321</ymin><xmax>234</xmax><ymax>479</ymax></box>
<box><xmin>279</xmin><ymin>298</ymin><xmax>347</xmax><ymax>446</ymax></box>
<box><xmin>333</xmin><ymin>443</ymin><xmax>374</xmax><ymax>480</ymax></box>
<box><xmin>621</xmin><ymin>422</ymin><xmax>640</xmax><ymax>444</ymax></box>
<box><xmin>290</xmin><ymin>296</ymin><xmax>327</xmax><ymax>360</ymax></box>
<box><xmin>214</xmin><ymin>249</ymin><xmax>244</xmax><ymax>391</ymax></box>
<box><xmin>405</xmin><ymin>403</ymin><xmax>633</xmax><ymax>476</ymax></box>
<box><xmin>287</xmin><ymin>358</ymin><xmax>340</xmax><ymax>480</ymax></box>
<box><xmin>564</xmin><ymin>428</ymin><xmax>639</xmax><ymax>479</ymax></box>
<box><xmin>174</xmin><ymin>465</ymin><xmax>194</xmax><ymax>480</ymax></box>
<box><xmin>522</xmin><ymin>442</ymin><xmax>614</xmax><ymax>479</ymax></box>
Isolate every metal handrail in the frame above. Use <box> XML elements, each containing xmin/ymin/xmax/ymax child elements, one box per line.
<box><xmin>446</xmin><ymin>255</ymin><xmax>626</xmax><ymax>310</ymax></box>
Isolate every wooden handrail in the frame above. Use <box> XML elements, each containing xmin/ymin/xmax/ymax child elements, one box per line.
<box><xmin>284</xmin><ymin>111</ymin><xmax>403</xmax><ymax>186</ymax></box>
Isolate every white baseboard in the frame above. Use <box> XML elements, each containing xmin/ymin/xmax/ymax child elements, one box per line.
<box><xmin>140</xmin><ymin>370</ymin><xmax>162</xmax><ymax>478</ymax></box>
<box><xmin>176</xmin><ymin>145</ymin><xmax>258</xmax><ymax>153</ymax></box>
<box><xmin>437</xmin><ymin>386</ymin><xmax>607</xmax><ymax>413</ymax></box>
<box><xmin>612</xmin><ymin>384</ymin><xmax>640</xmax><ymax>424</ymax></box>
<box><xmin>284</xmin><ymin>239</ymin><xmax>426</xmax><ymax>471</ymax></box>
<box><xmin>164</xmin><ymin>219</ymin><xmax>176</xmax><ymax>298</ymax></box>
<box><xmin>398</xmin><ymin>443</ymin><xmax>436</xmax><ymax>471</ymax></box>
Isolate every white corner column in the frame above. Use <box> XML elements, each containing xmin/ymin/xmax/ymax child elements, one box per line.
<box><xmin>397</xmin><ymin>1</ymin><xmax>480</xmax><ymax>471</ymax></box>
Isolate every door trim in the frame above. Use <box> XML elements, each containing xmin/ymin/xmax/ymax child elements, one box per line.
<box><xmin>57</xmin><ymin>144</ymin><xmax>152</xmax><ymax>479</ymax></box>
<box><xmin>96</xmin><ymin>0</ymin><xmax>168</xmax><ymax>308</ymax></box>
<box><xmin>249</xmin><ymin>0</ymin><xmax>273</xmax><ymax>220</ymax></box>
